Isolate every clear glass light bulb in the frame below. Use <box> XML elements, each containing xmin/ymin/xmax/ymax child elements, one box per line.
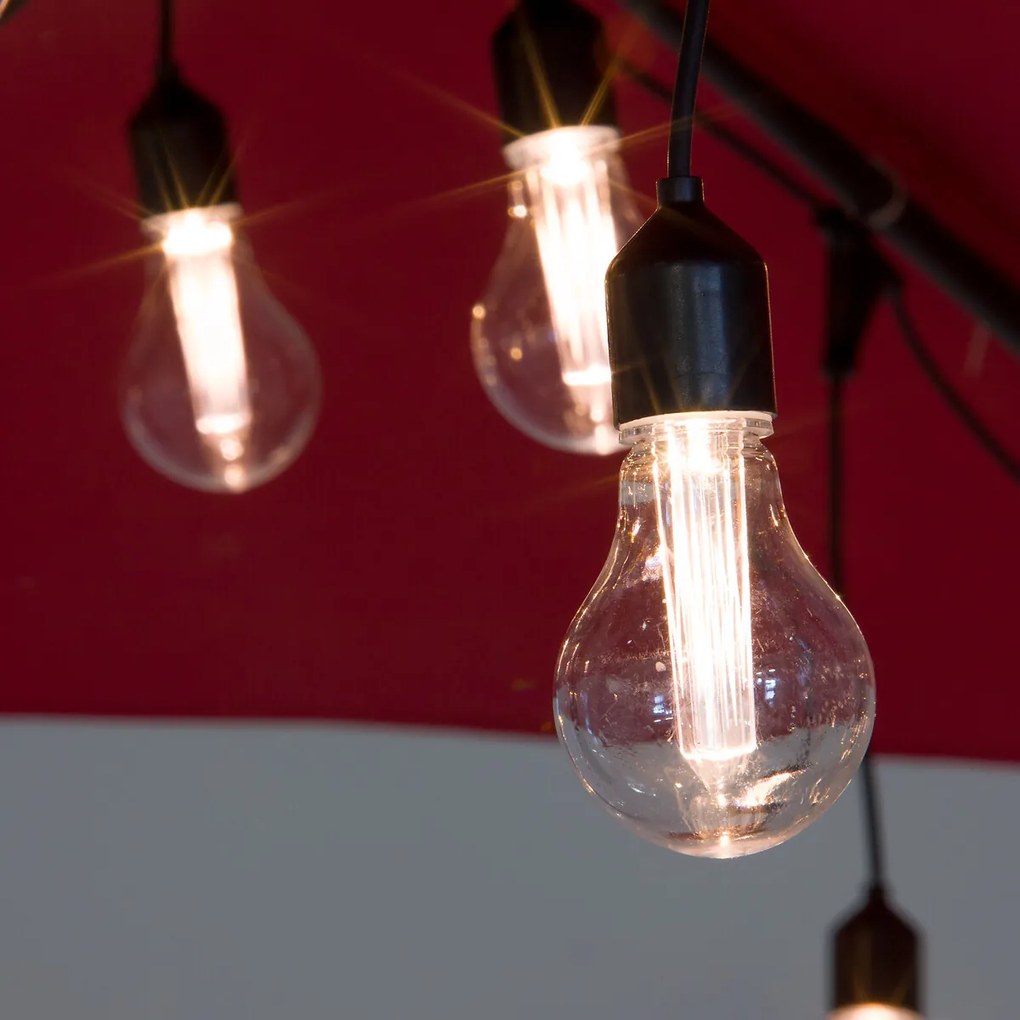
<box><xmin>472</xmin><ymin>125</ymin><xmax>644</xmax><ymax>455</ymax></box>
<box><xmin>830</xmin><ymin>1009</ymin><xmax>922</xmax><ymax>1020</ymax></box>
<box><xmin>555</xmin><ymin>412</ymin><xmax>875</xmax><ymax>858</ymax></box>
<box><xmin>121</xmin><ymin>203</ymin><xmax>321</xmax><ymax>493</ymax></box>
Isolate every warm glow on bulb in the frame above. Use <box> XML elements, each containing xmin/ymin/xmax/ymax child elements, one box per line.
<box><xmin>650</xmin><ymin>414</ymin><xmax>757</xmax><ymax>778</ymax></box>
<box><xmin>830</xmin><ymin>1006</ymin><xmax>922</xmax><ymax>1020</ymax></box>
<box><xmin>148</xmin><ymin>204</ymin><xmax>251</xmax><ymax>480</ymax></box>
<box><xmin>504</xmin><ymin>126</ymin><xmax>621</xmax><ymax>424</ymax></box>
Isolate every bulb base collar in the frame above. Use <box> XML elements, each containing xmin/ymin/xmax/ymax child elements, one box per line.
<box><xmin>492</xmin><ymin>0</ymin><xmax>617</xmax><ymax>141</ymax></box>
<box><xmin>129</xmin><ymin>66</ymin><xmax>238</xmax><ymax>216</ymax></box>
<box><xmin>830</xmin><ymin>887</ymin><xmax>922</xmax><ymax>1013</ymax></box>
<box><xmin>606</xmin><ymin>176</ymin><xmax>777</xmax><ymax>427</ymax></box>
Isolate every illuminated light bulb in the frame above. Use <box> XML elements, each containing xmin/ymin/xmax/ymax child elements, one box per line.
<box><xmin>554</xmin><ymin>176</ymin><xmax>875</xmax><ymax>858</ymax></box>
<box><xmin>555</xmin><ymin>411</ymin><xmax>874</xmax><ymax>856</ymax></box>
<box><xmin>122</xmin><ymin>62</ymin><xmax>320</xmax><ymax>492</ymax></box>
<box><xmin>473</xmin><ymin>0</ymin><xmax>643</xmax><ymax>455</ymax></box>
<box><xmin>472</xmin><ymin>125</ymin><xmax>643</xmax><ymax>454</ymax></box>
<box><xmin>121</xmin><ymin>203</ymin><xmax>320</xmax><ymax>492</ymax></box>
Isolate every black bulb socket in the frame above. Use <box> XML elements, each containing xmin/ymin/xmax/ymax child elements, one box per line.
<box><xmin>831</xmin><ymin>887</ymin><xmax>922</xmax><ymax>1014</ymax></box>
<box><xmin>129</xmin><ymin>65</ymin><xmax>238</xmax><ymax>217</ymax></box>
<box><xmin>492</xmin><ymin>0</ymin><xmax>617</xmax><ymax>142</ymax></box>
<box><xmin>606</xmin><ymin>176</ymin><xmax>777</xmax><ymax>427</ymax></box>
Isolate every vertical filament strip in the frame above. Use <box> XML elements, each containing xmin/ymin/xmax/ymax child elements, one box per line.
<box><xmin>158</xmin><ymin>208</ymin><xmax>251</xmax><ymax>453</ymax></box>
<box><xmin>652</xmin><ymin>418</ymin><xmax>757</xmax><ymax>773</ymax></box>
<box><xmin>508</xmin><ymin>127</ymin><xmax>622</xmax><ymax>427</ymax></box>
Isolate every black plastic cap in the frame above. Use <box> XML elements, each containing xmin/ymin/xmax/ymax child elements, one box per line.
<box><xmin>831</xmin><ymin>889</ymin><xmax>922</xmax><ymax>1013</ymax></box>
<box><xmin>129</xmin><ymin>67</ymin><xmax>237</xmax><ymax>216</ymax></box>
<box><xmin>492</xmin><ymin>0</ymin><xmax>616</xmax><ymax>141</ymax></box>
<box><xmin>606</xmin><ymin>177</ymin><xmax>777</xmax><ymax>427</ymax></box>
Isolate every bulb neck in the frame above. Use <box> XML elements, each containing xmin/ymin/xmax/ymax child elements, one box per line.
<box><xmin>502</xmin><ymin>125</ymin><xmax>622</xmax><ymax>172</ymax></box>
<box><xmin>141</xmin><ymin>201</ymin><xmax>243</xmax><ymax>243</ymax></box>
<box><xmin>620</xmin><ymin>410</ymin><xmax>774</xmax><ymax>447</ymax></box>
<box><xmin>491</xmin><ymin>0</ymin><xmax>617</xmax><ymax>142</ymax></box>
<box><xmin>606</xmin><ymin>179</ymin><xmax>777</xmax><ymax>427</ymax></box>
<box><xmin>128</xmin><ymin>66</ymin><xmax>238</xmax><ymax>216</ymax></box>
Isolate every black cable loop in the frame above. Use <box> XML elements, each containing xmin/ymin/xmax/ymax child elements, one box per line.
<box><xmin>888</xmin><ymin>289</ymin><xmax>1020</xmax><ymax>483</ymax></box>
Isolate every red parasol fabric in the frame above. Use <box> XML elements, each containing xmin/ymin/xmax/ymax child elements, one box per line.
<box><xmin>0</xmin><ymin>0</ymin><xmax>1016</xmax><ymax>760</ymax></box>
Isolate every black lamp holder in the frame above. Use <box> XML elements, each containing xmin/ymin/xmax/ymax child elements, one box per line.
<box><xmin>128</xmin><ymin>0</ymin><xmax>237</xmax><ymax>216</ymax></box>
<box><xmin>605</xmin><ymin>0</ymin><xmax>777</xmax><ymax>426</ymax></box>
<box><xmin>492</xmin><ymin>0</ymin><xmax>617</xmax><ymax>142</ymax></box>
<box><xmin>617</xmin><ymin>0</ymin><xmax>1020</xmax><ymax>362</ymax></box>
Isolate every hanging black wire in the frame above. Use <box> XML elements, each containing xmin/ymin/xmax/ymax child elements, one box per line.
<box><xmin>635</xmin><ymin>51</ymin><xmax>1016</xmax><ymax>483</ymax></box>
<box><xmin>889</xmin><ymin>289</ymin><xmax>1020</xmax><ymax>483</ymax></box>
<box><xmin>667</xmin><ymin>0</ymin><xmax>711</xmax><ymax>177</ymax></box>
<box><xmin>828</xmin><ymin>363</ymin><xmax>888</xmax><ymax>894</ymax></box>
<box><xmin>157</xmin><ymin>0</ymin><xmax>175</xmax><ymax>75</ymax></box>
<box><xmin>620</xmin><ymin>60</ymin><xmax>824</xmax><ymax>209</ymax></box>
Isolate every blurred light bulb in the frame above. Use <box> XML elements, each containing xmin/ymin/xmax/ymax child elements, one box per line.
<box><xmin>121</xmin><ymin>203</ymin><xmax>320</xmax><ymax>492</ymax></box>
<box><xmin>472</xmin><ymin>125</ymin><xmax>644</xmax><ymax>455</ymax></box>
<box><xmin>830</xmin><ymin>1008</ymin><xmax>922</xmax><ymax>1020</ymax></box>
<box><xmin>555</xmin><ymin>411</ymin><xmax>875</xmax><ymax>858</ymax></box>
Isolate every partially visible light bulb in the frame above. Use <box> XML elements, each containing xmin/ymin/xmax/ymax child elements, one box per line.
<box><xmin>830</xmin><ymin>1008</ymin><xmax>922</xmax><ymax>1020</ymax></box>
<box><xmin>121</xmin><ymin>203</ymin><xmax>320</xmax><ymax>492</ymax></box>
<box><xmin>555</xmin><ymin>411</ymin><xmax>875</xmax><ymax>858</ymax></box>
<box><xmin>472</xmin><ymin>125</ymin><xmax>644</xmax><ymax>455</ymax></box>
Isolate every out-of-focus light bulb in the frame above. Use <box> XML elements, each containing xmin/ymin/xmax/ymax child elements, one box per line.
<box><xmin>121</xmin><ymin>203</ymin><xmax>320</xmax><ymax>492</ymax></box>
<box><xmin>472</xmin><ymin>125</ymin><xmax>643</xmax><ymax>455</ymax></box>
<box><xmin>554</xmin><ymin>411</ymin><xmax>875</xmax><ymax>857</ymax></box>
<box><xmin>830</xmin><ymin>1007</ymin><xmax>922</xmax><ymax>1020</ymax></box>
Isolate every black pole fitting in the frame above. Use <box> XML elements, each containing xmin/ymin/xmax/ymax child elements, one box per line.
<box><xmin>492</xmin><ymin>0</ymin><xmax>617</xmax><ymax>142</ymax></box>
<box><xmin>606</xmin><ymin>177</ymin><xmax>777</xmax><ymax>426</ymax></box>
<box><xmin>128</xmin><ymin>66</ymin><xmax>237</xmax><ymax>217</ymax></box>
<box><xmin>819</xmin><ymin>208</ymin><xmax>896</xmax><ymax>382</ymax></box>
<box><xmin>831</xmin><ymin>887</ymin><xmax>922</xmax><ymax>1015</ymax></box>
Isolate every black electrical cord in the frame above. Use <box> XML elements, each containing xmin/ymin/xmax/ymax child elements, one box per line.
<box><xmin>620</xmin><ymin>61</ymin><xmax>824</xmax><ymax>212</ymax></box>
<box><xmin>828</xmin><ymin>371</ymin><xmax>888</xmax><ymax>894</ymax></box>
<box><xmin>667</xmin><ymin>0</ymin><xmax>711</xmax><ymax>177</ymax></box>
<box><xmin>888</xmin><ymin>289</ymin><xmax>1020</xmax><ymax>483</ymax></box>
<box><xmin>158</xmin><ymin>0</ymin><xmax>174</xmax><ymax>75</ymax></box>
<box><xmin>628</xmin><ymin>43</ymin><xmax>1018</xmax><ymax>486</ymax></box>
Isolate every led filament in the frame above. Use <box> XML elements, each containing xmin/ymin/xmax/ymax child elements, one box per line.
<box><xmin>152</xmin><ymin>205</ymin><xmax>251</xmax><ymax>478</ymax></box>
<box><xmin>650</xmin><ymin>416</ymin><xmax>759</xmax><ymax>780</ymax></box>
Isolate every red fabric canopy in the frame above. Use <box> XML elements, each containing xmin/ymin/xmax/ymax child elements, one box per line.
<box><xmin>0</xmin><ymin>0</ymin><xmax>1016</xmax><ymax>760</ymax></box>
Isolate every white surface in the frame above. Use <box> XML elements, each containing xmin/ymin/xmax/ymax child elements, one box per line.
<box><xmin>0</xmin><ymin>722</ymin><xmax>1014</xmax><ymax>1020</ymax></box>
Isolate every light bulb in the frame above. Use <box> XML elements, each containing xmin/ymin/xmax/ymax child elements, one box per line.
<box><xmin>472</xmin><ymin>125</ymin><xmax>644</xmax><ymax>455</ymax></box>
<box><xmin>829</xmin><ymin>1008</ymin><xmax>922</xmax><ymax>1020</ymax></box>
<box><xmin>554</xmin><ymin>411</ymin><xmax>875</xmax><ymax>857</ymax></box>
<box><xmin>121</xmin><ymin>203</ymin><xmax>320</xmax><ymax>492</ymax></box>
